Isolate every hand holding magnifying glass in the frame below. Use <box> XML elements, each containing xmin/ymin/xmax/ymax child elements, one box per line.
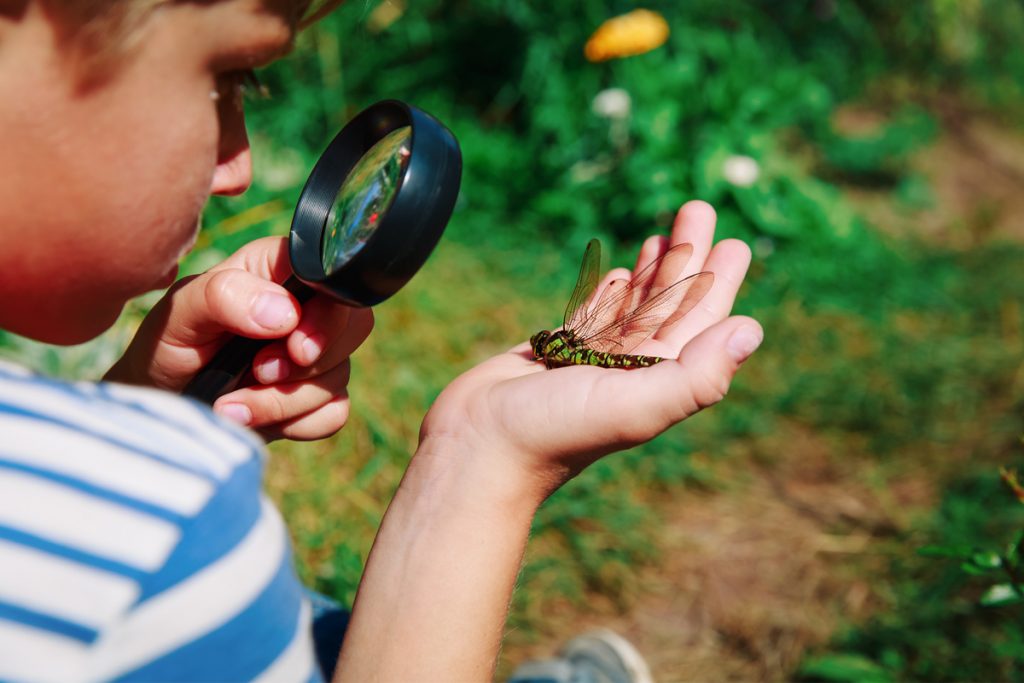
<box><xmin>184</xmin><ymin>101</ymin><xmax>461</xmax><ymax>404</ymax></box>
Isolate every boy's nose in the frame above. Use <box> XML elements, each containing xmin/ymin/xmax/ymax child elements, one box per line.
<box><xmin>210</xmin><ymin>147</ymin><xmax>253</xmax><ymax>196</ymax></box>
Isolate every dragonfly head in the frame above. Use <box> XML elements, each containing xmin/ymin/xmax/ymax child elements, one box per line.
<box><xmin>530</xmin><ymin>330</ymin><xmax>550</xmax><ymax>359</ymax></box>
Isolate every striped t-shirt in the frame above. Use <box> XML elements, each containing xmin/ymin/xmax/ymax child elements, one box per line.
<box><xmin>0</xmin><ymin>361</ymin><xmax>320</xmax><ymax>682</ymax></box>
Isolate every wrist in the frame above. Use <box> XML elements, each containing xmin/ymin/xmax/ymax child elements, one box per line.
<box><xmin>337</xmin><ymin>434</ymin><xmax>547</xmax><ymax>681</ymax></box>
<box><xmin>410</xmin><ymin>433</ymin><xmax>561</xmax><ymax>516</ymax></box>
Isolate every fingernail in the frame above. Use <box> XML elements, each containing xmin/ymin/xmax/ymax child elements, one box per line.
<box><xmin>251</xmin><ymin>293</ymin><xmax>295</xmax><ymax>330</ymax></box>
<box><xmin>301</xmin><ymin>334</ymin><xmax>325</xmax><ymax>365</ymax></box>
<box><xmin>256</xmin><ymin>356</ymin><xmax>290</xmax><ymax>384</ymax></box>
<box><xmin>216</xmin><ymin>403</ymin><xmax>252</xmax><ymax>426</ymax></box>
<box><xmin>727</xmin><ymin>325</ymin><xmax>762</xmax><ymax>363</ymax></box>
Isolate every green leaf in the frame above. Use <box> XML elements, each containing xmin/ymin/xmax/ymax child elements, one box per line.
<box><xmin>918</xmin><ymin>544</ymin><xmax>972</xmax><ymax>559</ymax></box>
<box><xmin>961</xmin><ymin>551</ymin><xmax>1003</xmax><ymax>574</ymax></box>
<box><xmin>961</xmin><ymin>561</ymin><xmax>998</xmax><ymax>576</ymax></box>
<box><xmin>1006</xmin><ymin>530</ymin><xmax>1024</xmax><ymax>564</ymax></box>
<box><xmin>798</xmin><ymin>654</ymin><xmax>892</xmax><ymax>682</ymax></box>
<box><xmin>980</xmin><ymin>583</ymin><xmax>1024</xmax><ymax>607</ymax></box>
<box><xmin>971</xmin><ymin>551</ymin><xmax>1003</xmax><ymax>569</ymax></box>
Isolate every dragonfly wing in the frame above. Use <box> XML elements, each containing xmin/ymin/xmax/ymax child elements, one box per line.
<box><xmin>571</xmin><ymin>242</ymin><xmax>694</xmax><ymax>342</ymax></box>
<box><xmin>581</xmin><ymin>270</ymin><xmax>715</xmax><ymax>354</ymax></box>
<box><xmin>563</xmin><ymin>239</ymin><xmax>603</xmax><ymax>331</ymax></box>
<box><xmin>565</xmin><ymin>276</ymin><xmax>626</xmax><ymax>350</ymax></box>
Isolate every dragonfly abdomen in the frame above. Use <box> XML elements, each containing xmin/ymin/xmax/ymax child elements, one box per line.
<box><xmin>532</xmin><ymin>330</ymin><xmax>664</xmax><ymax>369</ymax></box>
<box><xmin>550</xmin><ymin>348</ymin><xmax>665</xmax><ymax>369</ymax></box>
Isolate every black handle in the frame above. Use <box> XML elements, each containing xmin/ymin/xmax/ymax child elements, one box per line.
<box><xmin>183</xmin><ymin>275</ymin><xmax>316</xmax><ymax>404</ymax></box>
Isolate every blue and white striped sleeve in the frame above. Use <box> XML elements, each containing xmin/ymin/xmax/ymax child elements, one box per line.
<box><xmin>0</xmin><ymin>362</ymin><xmax>320</xmax><ymax>682</ymax></box>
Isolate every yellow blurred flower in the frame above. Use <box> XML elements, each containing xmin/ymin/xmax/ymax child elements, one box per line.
<box><xmin>367</xmin><ymin>0</ymin><xmax>406</xmax><ymax>33</ymax></box>
<box><xmin>584</xmin><ymin>9</ymin><xmax>670</xmax><ymax>62</ymax></box>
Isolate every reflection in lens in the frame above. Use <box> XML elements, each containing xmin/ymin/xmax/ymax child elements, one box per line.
<box><xmin>321</xmin><ymin>126</ymin><xmax>413</xmax><ymax>274</ymax></box>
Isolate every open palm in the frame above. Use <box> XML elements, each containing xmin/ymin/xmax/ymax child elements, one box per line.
<box><xmin>421</xmin><ymin>201</ymin><xmax>762</xmax><ymax>493</ymax></box>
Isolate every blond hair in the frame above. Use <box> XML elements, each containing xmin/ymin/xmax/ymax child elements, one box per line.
<box><xmin>52</xmin><ymin>0</ymin><xmax>343</xmax><ymax>83</ymax></box>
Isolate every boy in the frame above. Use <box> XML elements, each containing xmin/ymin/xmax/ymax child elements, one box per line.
<box><xmin>0</xmin><ymin>0</ymin><xmax>762</xmax><ymax>680</ymax></box>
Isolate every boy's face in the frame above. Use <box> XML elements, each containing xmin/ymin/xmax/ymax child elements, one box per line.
<box><xmin>0</xmin><ymin>0</ymin><xmax>297</xmax><ymax>343</ymax></box>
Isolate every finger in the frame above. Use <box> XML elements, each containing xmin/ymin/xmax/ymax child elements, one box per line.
<box><xmin>618</xmin><ymin>236</ymin><xmax>671</xmax><ymax>318</ymax></box>
<box><xmin>669</xmin><ymin>200</ymin><xmax>717</xmax><ymax>276</ymax></box>
<box><xmin>251</xmin><ymin>306</ymin><xmax>373</xmax><ymax>385</ymax></box>
<box><xmin>669</xmin><ymin>315</ymin><xmax>762</xmax><ymax>415</ymax></box>
<box><xmin>600</xmin><ymin>316</ymin><xmax>763</xmax><ymax>443</ymax></box>
<box><xmin>210</xmin><ymin>236</ymin><xmax>293</xmax><ymax>284</ymax></box>
<box><xmin>617</xmin><ymin>227</ymin><xmax>699</xmax><ymax>332</ymax></box>
<box><xmin>653</xmin><ymin>238</ymin><xmax>752</xmax><ymax>348</ymax></box>
<box><xmin>603</xmin><ymin>239</ymin><xmax>696</xmax><ymax>352</ymax></box>
<box><xmin>258</xmin><ymin>392</ymin><xmax>351</xmax><ymax>442</ymax></box>
<box><xmin>287</xmin><ymin>303</ymin><xmax>374</xmax><ymax>368</ymax></box>
<box><xmin>631</xmin><ymin>235</ymin><xmax>669</xmax><ymax>277</ymax></box>
<box><xmin>255</xmin><ymin>307</ymin><xmax>372</xmax><ymax>385</ymax></box>
<box><xmin>598</xmin><ymin>267</ymin><xmax>632</xmax><ymax>288</ymax></box>
<box><xmin>190</xmin><ymin>236</ymin><xmax>298</xmax><ymax>350</ymax></box>
<box><xmin>213</xmin><ymin>359</ymin><xmax>351</xmax><ymax>428</ymax></box>
<box><xmin>250</xmin><ymin>339</ymin><xmax>291</xmax><ymax>385</ymax></box>
<box><xmin>581</xmin><ymin>268</ymin><xmax>632</xmax><ymax>334</ymax></box>
<box><xmin>569</xmin><ymin>267</ymin><xmax>631</xmax><ymax>329</ymax></box>
<box><xmin>161</xmin><ymin>267</ymin><xmax>301</xmax><ymax>352</ymax></box>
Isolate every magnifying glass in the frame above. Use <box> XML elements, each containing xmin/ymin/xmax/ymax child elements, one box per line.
<box><xmin>183</xmin><ymin>100</ymin><xmax>461</xmax><ymax>404</ymax></box>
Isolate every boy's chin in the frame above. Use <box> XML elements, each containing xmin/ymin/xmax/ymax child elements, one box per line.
<box><xmin>18</xmin><ymin>304</ymin><xmax>124</xmax><ymax>346</ymax></box>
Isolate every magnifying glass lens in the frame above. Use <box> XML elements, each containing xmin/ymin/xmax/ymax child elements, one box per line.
<box><xmin>321</xmin><ymin>125</ymin><xmax>412</xmax><ymax>274</ymax></box>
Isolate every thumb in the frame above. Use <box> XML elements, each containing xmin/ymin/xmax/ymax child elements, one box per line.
<box><xmin>583</xmin><ymin>315</ymin><xmax>762</xmax><ymax>451</ymax></box>
<box><xmin>108</xmin><ymin>269</ymin><xmax>302</xmax><ymax>390</ymax></box>
<box><xmin>645</xmin><ymin>315</ymin><xmax>763</xmax><ymax>424</ymax></box>
<box><xmin>162</xmin><ymin>268</ymin><xmax>302</xmax><ymax>348</ymax></box>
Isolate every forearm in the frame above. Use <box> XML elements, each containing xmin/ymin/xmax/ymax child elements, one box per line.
<box><xmin>333</xmin><ymin>439</ymin><xmax>545</xmax><ymax>682</ymax></box>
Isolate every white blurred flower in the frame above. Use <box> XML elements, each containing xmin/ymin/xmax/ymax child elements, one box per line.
<box><xmin>592</xmin><ymin>88</ymin><xmax>632</xmax><ymax>119</ymax></box>
<box><xmin>753</xmin><ymin>236</ymin><xmax>775</xmax><ymax>258</ymax></box>
<box><xmin>722</xmin><ymin>154</ymin><xmax>760</xmax><ymax>187</ymax></box>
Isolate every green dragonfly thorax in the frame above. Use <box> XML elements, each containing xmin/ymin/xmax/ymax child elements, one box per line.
<box><xmin>530</xmin><ymin>329</ymin><xmax>576</xmax><ymax>366</ymax></box>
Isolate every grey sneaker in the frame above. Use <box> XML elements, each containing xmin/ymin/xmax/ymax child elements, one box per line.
<box><xmin>508</xmin><ymin>629</ymin><xmax>654</xmax><ymax>683</ymax></box>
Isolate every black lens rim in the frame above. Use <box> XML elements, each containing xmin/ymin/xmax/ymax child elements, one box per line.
<box><xmin>289</xmin><ymin>100</ymin><xmax>462</xmax><ymax>307</ymax></box>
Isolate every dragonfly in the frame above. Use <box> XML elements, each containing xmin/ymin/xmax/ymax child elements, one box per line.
<box><xmin>531</xmin><ymin>238</ymin><xmax>714</xmax><ymax>369</ymax></box>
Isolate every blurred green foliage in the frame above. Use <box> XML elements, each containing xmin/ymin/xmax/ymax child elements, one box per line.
<box><xmin>3</xmin><ymin>0</ymin><xmax>1024</xmax><ymax>678</ymax></box>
